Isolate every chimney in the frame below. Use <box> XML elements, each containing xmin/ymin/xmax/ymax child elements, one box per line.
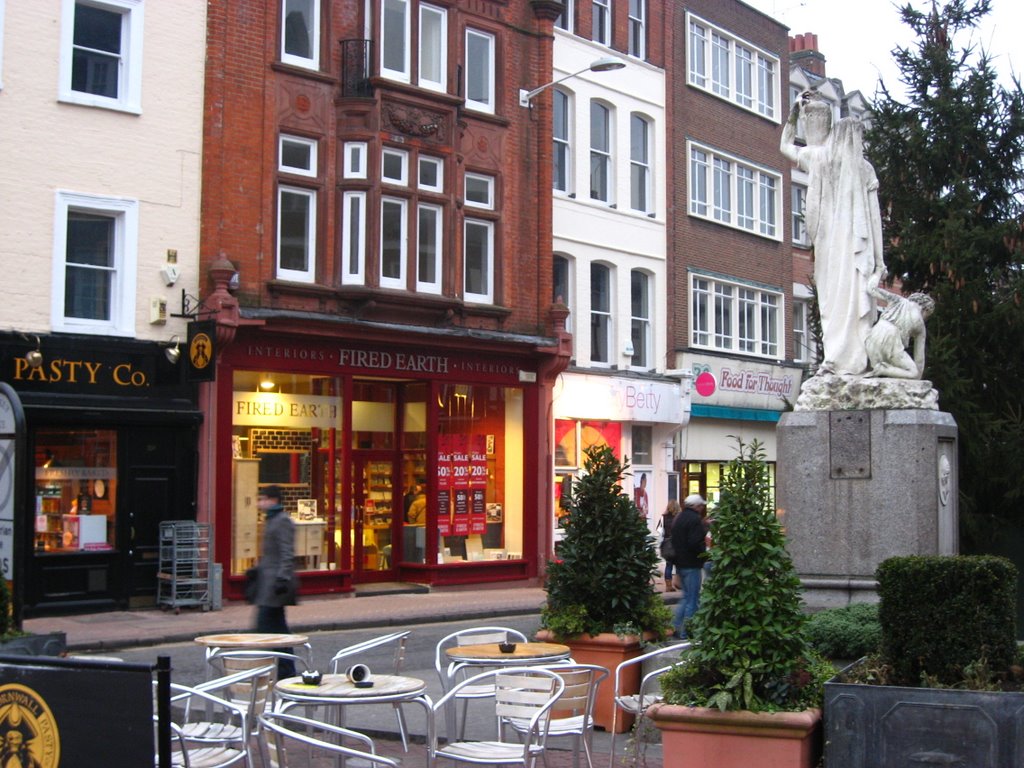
<box><xmin>789</xmin><ymin>33</ymin><xmax>826</xmax><ymax>78</ymax></box>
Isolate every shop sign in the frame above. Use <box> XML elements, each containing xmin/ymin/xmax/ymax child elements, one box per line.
<box><xmin>553</xmin><ymin>374</ymin><xmax>684</xmax><ymax>423</ymax></box>
<box><xmin>186</xmin><ymin>320</ymin><xmax>217</xmax><ymax>382</ymax></box>
<box><xmin>232</xmin><ymin>392</ymin><xmax>340</xmax><ymax>429</ymax></box>
<box><xmin>680</xmin><ymin>353</ymin><xmax>802</xmax><ymax>410</ymax></box>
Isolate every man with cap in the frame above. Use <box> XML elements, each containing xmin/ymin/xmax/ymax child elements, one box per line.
<box><xmin>670</xmin><ymin>493</ymin><xmax>708</xmax><ymax>638</ymax></box>
<box><xmin>253</xmin><ymin>484</ymin><xmax>298</xmax><ymax>678</ymax></box>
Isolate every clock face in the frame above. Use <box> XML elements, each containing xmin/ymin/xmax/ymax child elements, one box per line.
<box><xmin>93</xmin><ymin>479</ymin><xmax>106</xmax><ymax>499</ymax></box>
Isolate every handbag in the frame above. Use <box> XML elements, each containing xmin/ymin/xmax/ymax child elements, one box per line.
<box><xmin>659</xmin><ymin>537</ymin><xmax>675</xmax><ymax>560</ymax></box>
<box><xmin>244</xmin><ymin>567</ymin><xmax>259</xmax><ymax>604</ymax></box>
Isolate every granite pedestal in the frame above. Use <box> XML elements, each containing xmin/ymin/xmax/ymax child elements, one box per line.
<box><xmin>777</xmin><ymin>409</ymin><xmax>958</xmax><ymax>610</ymax></box>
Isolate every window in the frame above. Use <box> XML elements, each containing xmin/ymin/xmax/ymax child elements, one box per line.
<box><xmin>344</xmin><ymin>142</ymin><xmax>367</xmax><ymax>179</ymax></box>
<box><xmin>416</xmin><ymin>204</ymin><xmax>442</xmax><ymax>293</ymax></box>
<box><xmin>281</xmin><ymin>0</ymin><xmax>319</xmax><ymax>69</ymax></box>
<box><xmin>465</xmin><ymin>173</ymin><xmax>494</xmax><ymax>209</ymax></box>
<box><xmin>380</xmin><ymin>197</ymin><xmax>408</xmax><ymax>288</ymax></box>
<box><xmin>628</xmin><ymin>0</ymin><xmax>645</xmax><ymax>58</ymax></box>
<box><xmin>418</xmin><ymin>156</ymin><xmax>444</xmax><ymax>192</ymax></box>
<box><xmin>59</xmin><ymin>0</ymin><xmax>144</xmax><ymax>113</ymax></box>
<box><xmin>793</xmin><ymin>299</ymin><xmax>814</xmax><ymax>362</ymax></box>
<box><xmin>554</xmin><ymin>0</ymin><xmax>573</xmax><ymax>32</ymax></box>
<box><xmin>381</xmin><ymin>0</ymin><xmax>410</xmax><ymax>82</ymax></box>
<box><xmin>553</xmin><ymin>255</ymin><xmax>571</xmax><ymax>330</ymax></box>
<box><xmin>464</xmin><ymin>219</ymin><xmax>493</xmax><ymax>302</ymax></box>
<box><xmin>590</xmin><ymin>101</ymin><xmax>611</xmax><ymax>202</ymax></box>
<box><xmin>418</xmin><ymin>4</ymin><xmax>447</xmax><ymax>91</ymax></box>
<box><xmin>632</xmin><ymin>425</ymin><xmax>652</xmax><ymax>466</ymax></box>
<box><xmin>688</xmin><ymin>142</ymin><xmax>781</xmax><ymax>239</ymax></box>
<box><xmin>382</xmin><ymin>148</ymin><xmax>409</xmax><ymax>185</ymax></box>
<box><xmin>630</xmin><ymin>270</ymin><xmax>651</xmax><ymax>368</ymax></box>
<box><xmin>792</xmin><ymin>184</ymin><xmax>808</xmax><ymax>245</ymax></box>
<box><xmin>592</xmin><ymin>0</ymin><xmax>610</xmax><ymax>46</ymax></box>
<box><xmin>630</xmin><ymin>114</ymin><xmax>651</xmax><ymax>213</ymax></box>
<box><xmin>279</xmin><ymin>135</ymin><xmax>318</xmax><ymax>177</ymax></box>
<box><xmin>52</xmin><ymin>191</ymin><xmax>138</xmax><ymax>336</ymax></box>
<box><xmin>686</xmin><ymin>13</ymin><xmax>780</xmax><ymax>121</ymax></box>
<box><xmin>464</xmin><ymin>29</ymin><xmax>494</xmax><ymax>113</ymax></box>
<box><xmin>590</xmin><ymin>263</ymin><xmax>611</xmax><ymax>363</ymax></box>
<box><xmin>690</xmin><ymin>272</ymin><xmax>782</xmax><ymax>358</ymax></box>
<box><xmin>341</xmin><ymin>191</ymin><xmax>366</xmax><ymax>285</ymax></box>
<box><xmin>277</xmin><ymin>186</ymin><xmax>316</xmax><ymax>282</ymax></box>
<box><xmin>553</xmin><ymin>89</ymin><xmax>571</xmax><ymax>193</ymax></box>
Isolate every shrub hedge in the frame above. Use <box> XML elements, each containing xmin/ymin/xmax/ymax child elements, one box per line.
<box><xmin>805</xmin><ymin>603</ymin><xmax>881</xmax><ymax>660</ymax></box>
<box><xmin>876</xmin><ymin>555</ymin><xmax>1018</xmax><ymax>687</ymax></box>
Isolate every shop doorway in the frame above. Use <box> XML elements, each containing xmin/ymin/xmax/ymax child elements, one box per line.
<box><xmin>351</xmin><ymin>453</ymin><xmax>398</xmax><ymax>581</ymax></box>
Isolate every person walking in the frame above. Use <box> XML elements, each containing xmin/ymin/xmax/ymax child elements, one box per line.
<box><xmin>658</xmin><ymin>499</ymin><xmax>680</xmax><ymax>591</ymax></box>
<box><xmin>670</xmin><ymin>494</ymin><xmax>707</xmax><ymax>639</ymax></box>
<box><xmin>253</xmin><ymin>484</ymin><xmax>299</xmax><ymax>678</ymax></box>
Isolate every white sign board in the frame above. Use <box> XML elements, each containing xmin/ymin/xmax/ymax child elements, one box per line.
<box><xmin>0</xmin><ymin>388</ymin><xmax>16</xmax><ymax>580</ymax></box>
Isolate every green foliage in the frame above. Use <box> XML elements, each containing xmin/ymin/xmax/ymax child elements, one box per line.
<box><xmin>865</xmin><ymin>0</ymin><xmax>1024</xmax><ymax>538</ymax></box>
<box><xmin>660</xmin><ymin>439</ymin><xmax>829</xmax><ymax>712</ymax></box>
<box><xmin>804</xmin><ymin>603</ymin><xmax>881</xmax><ymax>660</ymax></box>
<box><xmin>541</xmin><ymin>445</ymin><xmax>668</xmax><ymax>639</ymax></box>
<box><xmin>876</xmin><ymin>555</ymin><xmax>1018</xmax><ymax>687</ymax></box>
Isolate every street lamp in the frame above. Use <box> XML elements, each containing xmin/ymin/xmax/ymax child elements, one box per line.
<box><xmin>518</xmin><ymin>56</ymin><xmax>626</xmax><ymax>108</ymax></box>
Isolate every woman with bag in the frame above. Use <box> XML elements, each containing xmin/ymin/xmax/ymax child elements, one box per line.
<box><xmin>658</xmin><ymin>499</ymin><xmax>681</xmax><ymax>591</ymax></box>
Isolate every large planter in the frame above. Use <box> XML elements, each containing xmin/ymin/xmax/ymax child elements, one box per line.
<box><xmin>826</xmin><ymin>660</ymin><xmax>1024</xmax><ymax>766</ymax></box>
<box><xmin>648</xmin><ymin>703</ymin><xmax>822</xmax><ymax>768</ymax></box>
<box><xmin>0</xmin><ymin>631</ymin><xmax>67</xmax><ymax>657</ymax></box>
<box><xmin>535</xmin><ymin>629</ymin><xmax>644</xmax><ymax>733</ymax></box>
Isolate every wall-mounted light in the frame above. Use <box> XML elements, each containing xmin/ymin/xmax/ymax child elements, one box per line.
<box><xmin>519</xmin><ymin>56</ymin><xmax>626</xmax><ymax>108</ymax></box>
<box><xmin>259</xmin><ymin>374</ymin><xmax>276</xmax><ymax>391</ymax></box>
<box><xmin>163</xmin><ymin>335</ymin><xmax>181</xmax><ymax>364</ymax></box>
<box><xmin>24</xmin><ymin>335</ymin><xmax>43</xmax><ymax>369</ymax></box>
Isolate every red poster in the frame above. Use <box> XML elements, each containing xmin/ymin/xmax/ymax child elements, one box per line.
<box><xmin>451</xmin><ymin>434</ymin><xmax>470</xmax><ymax>490</ymax></box>
<box><xmin>437</xmin><ymin>435</ymin><xmax>452</xmax><ymax>536</ymax></box>
<box><xmin>453</xmin><ymin>489</ymin><xmax>470</xmax><ymax>535</ymax></box>
<box><xmin>469</xmin><ymin>435</ymin><xmax>487</xmax><ymax>534</ymax></box>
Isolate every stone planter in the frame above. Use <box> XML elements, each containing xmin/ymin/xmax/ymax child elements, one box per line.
<box><xmin>826</xmin><ymin>660</ymin><xmax>1024</xmax><ymax>766</ymax></box>
<box><xmin>535</xmin><ymin>629</ymin><xmax>644</xmax><ymax>732</ymax></box>
<box><xmin>647</xmin><ymin>703</ymin><xmax>822</xmax><ymax>768</ymax></box>
<box><xmin>0</xmin><ymin>631</ymin><xmax>67</xmax><ymax>657</ymax></box>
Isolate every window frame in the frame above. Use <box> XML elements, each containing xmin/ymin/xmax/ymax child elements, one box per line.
<box><xmin>418</xmin><ymin>155</ymin><xmax>444</xmax><ymax>192</ymax></box>
<box><xmin>630</xmin><ymin>269</ymin><xmax>652</xmax><ymax>369</ymax></box>
<box><xmin>629</xmin><ymin>113</ymin><xmax>652</xmax><ymax>214</ymax></box>
<box><xmin>553</xmin><ymin>254</ymin><xmax>572</xmax><ymax>331</ymax></box>
<box><xmin>553</xmin><ymin>89</ymin><xmax>572</xmax><ymax>194</ymax></box>
<box><xmin>592</xmin><ymin>0</ymin><xmax>611</xmax><ymax>46</ymax></box>
<box><xmin>344</xmin><ymin>142</ymin><xmax>368</xmax><ymax>179</ymax></box>
<box><xmin>276</xmin><ymin>185</ymin><xmax>317</xmax><ymax>283</ymax></box>
<box><xmin>418</xmin><ymin>3</ymin><xmax>447</xmax><ymax>91</ymax></box>
<box><xmin>463</xmin><ymin>218</ymin><xmax>494</xmax><ymax>303</ymax></box>
<box><xmin>688</xmin><ymin>141</ymin><xmax>781</xmax><ymax>240</ymax></box>
<box><xmin>464</xmin><ymin>172</ymin><xmax>495</xmax><ymax>210</ymax></box>
<box><xmin>279</xmin><ymin>134</ymin><xmax>318</xmax><ymax>177</ymax></box>
<box><xmin>381</xmin><ymin>0</ymin><xmax>411</xmax><ymax>83</ymax></box>
<box><xmin>627</xmin><ymin>0</ymin><xmax>645</xmax><ymax>58</ymax></box>
<box><xmin>280</xmin><ymin>0</ymin><xmax>320</xmax><ymax>70</ymax></box>
<box><xmin>689</xmin><ymin>271</ymin><xmax>782</xmax><ymax>359</ymax></box>
<box><xmin>58</xmin><ymin>0</ymin><xmax>144</xmax><ymax>114</ymax></box>
<box><xmin>341</xmin><ymin>191</ymin><xmax>367</xmax><ymax>285</ymax></box>
<box><xmin>464</xmin><ymin>28</ymin><xmax>495</xmax><ymax>114</ymax></box>
<box><xmin>416</xmin><ymin>203</ymin><xmax>443</xmax><ymax>294</ymax></box>
<box><xmin>791</xmin><ymin>183</ymin><xmax>808</xmax><ymax>246</ymax></box>
<box><xmin>792</xmin><ymin>298</ymin><xmax>814</xmax><ymax>362</ymax></box>
<box><xmin>589</xmin><ymin>100</ymin><xmax>612</xmax><ymax>203</ymax></box>
<box><xmin>52</xmin><ymin>190</ymin><xmax>138</xmax><ymax>336</ymax></box>
<box><xmin>382</xmin><ymin>147</ymin><xmax>410</xmax><ymax>186</ymax></box>
<box><xmin>590</xmin><ymin>262</ymin><xmax>612</xmax><ymax>365</ymax></box>
<box><xmin>380</xmin><ymin>196</ymin><xmax>409</xmax><ymax>289</ymax></box>
<box><xmin>554</xmin><ymin>0</ymin><xmax>574</xmax><ymax>32</ymax></box>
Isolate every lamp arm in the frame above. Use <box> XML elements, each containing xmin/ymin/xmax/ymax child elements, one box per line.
<box><xmin>520</xmin><ymin>64</ymin><xmax>594</xmax><ymax>106</ymax></box>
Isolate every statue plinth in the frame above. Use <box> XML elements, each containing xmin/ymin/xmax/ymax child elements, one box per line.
<box><xmin>795</xmin><ymin>373</ymin><xmax>939</xmax><ymax>411</ymax></box>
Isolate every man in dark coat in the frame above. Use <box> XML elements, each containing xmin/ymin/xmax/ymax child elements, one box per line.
<box><xmin>253</xmin><ymin>484</ymin><xmax>298</xmax><ymax>678</ymax></box>
<box><xmin>670</xmin><ymin>493</ymin><xmax>707</xmax><ymax>638</ymax></box>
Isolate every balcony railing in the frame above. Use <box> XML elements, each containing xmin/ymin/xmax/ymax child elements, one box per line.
<box><xmin>340</xmin><ymin>39</ymin><xmax>373</xmax><ymax>98</ymax></box>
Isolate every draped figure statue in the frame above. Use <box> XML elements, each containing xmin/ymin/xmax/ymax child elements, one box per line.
<box><xmin>781</xmin><ymin>93</ymin><xmax>887</xmax><ymax>376</ymax></box>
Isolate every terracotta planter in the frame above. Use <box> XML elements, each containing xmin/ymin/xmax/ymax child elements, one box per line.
<box><xmin>647</xmin><ymin>703</ymin><xmax>822</xmax><ymax>768</ymax></box>
<box><xmin>535</xmin><ymin>629</ymin><xmax>644</xmax><ymax>733</ymax></box>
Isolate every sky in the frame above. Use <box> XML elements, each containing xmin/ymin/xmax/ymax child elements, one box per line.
<box><xmin>744</xmin><ymin>0</ymin><xmax>1023</xmax><ymax>98</ymax></box>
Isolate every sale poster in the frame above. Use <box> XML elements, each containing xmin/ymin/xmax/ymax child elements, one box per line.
<box><xmin>469</xmin><ymin>435</ymin><xmax>487</xmax><ymax>534</ymax></box>
<box><xmin>437</xmin><ymin>435</ymin><xmax>452</xmax><ymax>536</ymax></box>
<box><xmin>450</xmin><ymin>435</ymin><xmax>469</xmax><ymax>535</ymax></box>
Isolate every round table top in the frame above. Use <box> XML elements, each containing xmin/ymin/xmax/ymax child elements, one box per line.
<box><xmin>276</xmin><ymin>673</ymin><xmax>427</xmax><ymax>700</ymax></box>
<box><xmin>445</xmin><ymin>641</ymin><xmax>571</xmax><ymax>662</ymax></box>
<box><xmin>194</xmin><ymin>633</ymin><xmax>310</xmax><ymax>648</ymax></box>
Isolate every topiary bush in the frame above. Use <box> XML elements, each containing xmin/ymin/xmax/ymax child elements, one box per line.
<box><xmin>805</xmin><ymin>603</ymin><xmax>881</xmax><ymax>660</ymax></box>
<box><xmin>541</xmin><ymin>444</ymin><xmax>670</xmax><ymax>639</ymax></box>
<box><xmin>877</xmin><ymin>555</ymin><xmax>1018</xmax><ymax>687</ymax></box>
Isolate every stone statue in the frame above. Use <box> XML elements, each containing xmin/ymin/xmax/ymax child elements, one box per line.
<box><xmin>864</xmin><ymin>275</ymin><xmax>935</xmax><ymax>380</ymax></box>
<box><xmin>780</xmin><ymin>92</ymin><xmax>886</xmax><ymax>376</ymax></box>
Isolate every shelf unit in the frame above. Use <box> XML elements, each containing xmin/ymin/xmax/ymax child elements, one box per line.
<box><xmin>157</xmin><ymin>521</ymin><xmax>212</xmax><ymax>613</ymax></box>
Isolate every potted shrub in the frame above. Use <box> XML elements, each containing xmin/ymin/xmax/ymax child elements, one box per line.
<box><xmin>537</xmin><ymin>444</ymin><xmax>672</xmax><ymax>732</ymax></box>
<box><xmin>0</xmin><ymin>575</ymin><xmax>66</xmax><ymax>657</ymax></box>
<box><xmin>649</xmin><ymin>439</ymin><xmax>832</xmax><ymax>768</ymax></box>
<box><xmin>825</xmin><ymin>554</ymin><xmax>1024</xmax><ymax>766</ymax></box>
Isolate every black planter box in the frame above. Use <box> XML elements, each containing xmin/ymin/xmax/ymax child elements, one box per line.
<box><xmin>825</xmin><ymin>659</ymin><xmax>1024</xmax><ymax>767</ymax></box>
<box><xmin>0</xmin><ymin>631</ymin><xmax>67</xmax><ymax>657</ymax></box>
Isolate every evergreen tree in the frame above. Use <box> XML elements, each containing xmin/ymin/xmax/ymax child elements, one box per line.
<box><xmin>866</xmin><ymin>0</ymin><xmax>1024</xmax><ymax>542</ymax></box>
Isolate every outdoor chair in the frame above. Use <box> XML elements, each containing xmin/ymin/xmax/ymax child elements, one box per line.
<box><xmin>429</xmin><ymin>667</ymin><xmax>565</xmax><ymax>768</ymax></box>
<box><xmin>259</xmin><ymin>711</ymin><xmax>400</xmax><ymax>768</ymax></box>
<box><xmin>608</xmin><ymin>640</ymin><xmax>692</xmax><ymax>768</ymax></box>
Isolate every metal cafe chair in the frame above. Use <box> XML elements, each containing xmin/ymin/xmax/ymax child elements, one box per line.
<box><xmin>259</xmin><ymin>711</ymin><xmax>400</xmax><ymax>768</ymax></box>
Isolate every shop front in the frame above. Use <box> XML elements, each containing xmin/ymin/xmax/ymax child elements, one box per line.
<box><xmin>215</xmin><ymin>326</ymin><xmax>557</xmax><ymax>600</ymax></box>
<box><xmin>0</xmin><ymin>332</ymin><xmax>200</xmax><ymax>615</ymax></box>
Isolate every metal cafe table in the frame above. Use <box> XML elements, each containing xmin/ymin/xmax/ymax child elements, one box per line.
<box><xmin>194</xmin><ymin>632</ymin><xmax>313</xmax><ymax>672</ymax></box>
<box><xmin>444</xmin><ymin>641</ymin><xmax>572</xmax><ymax>666</ymax></box>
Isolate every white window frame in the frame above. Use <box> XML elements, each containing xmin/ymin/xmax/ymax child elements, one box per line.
<box><xmin>416</xmin><ymin>203</ymin><xmax>443</xmax><ymax>294</ymax></box>
<box><xmin>382</xmin><ymin>148</ymin><xmax>409</xmax><ymax>185</ymax></box>
<box><xmin>418</xmin><ymin>155</ymin><xmax>444</xmax><ymax>192</ymax></box>
<box><xmin>553</xmin><ymin>254</ymin><xmax>572</xmax><ymax>331</ymax></box>
<box><xmin>464</xmin><ymin>173</ymin><xmax>494</xmax><ymax>209</ymax></box>
<box><xmin>58</xmin><ymin>0</ymin><xmax>144</xmax><ymax>114</ymax></box>
<box><xmin>592</xmin><ymin>0</ymin><xmax>610</xmax><ymax>46</ymax></box>
<box><xmin>554</xmin><ymin>0</ymin><xmax>573</xmax><ymax>32</ymax></box>
<box><xmin>279</xmin><ymin>134</ymin><xmax>318</xmax><ymax>177</ymax></box>
<box><xmin>280</xmin><ymin>0</ymin><xmax>320</xmax><ymax>70</ymax></box>
<box><xmin>463</xmin><ymin>218</ymin><xmax>494</xmax><ymax>303</ymax></box>
<box><xmin>380</xmin><ymin>196</ymin><xmax>408</xmax><ymax>289</ymax></box>
<box><xmin>464</xmin><ymin>28</ymin><xmax>495</xmax><ymax>114</ymax></box>
<box><xmin>590</xmin><ymin>262</ymin><xmax>612</xmax><ymax>364</ymax></box>
<box><xmin>685</xmin><ymin>11</ymin><xmax>781</xmax><ymax>122</ymax></box>
<box><xmin>418</xmin><ymin>3</ymin><xmax>447</xmax><ymax>91</ymax></box>
<box><xmin>341</xmin><ymin>191</ymin><xmax>366</xmax><ymax>285</ymax></box>
<box><xmin>628</xmin><ymin>0</ymin><xmax>645</xmax><ymax>59</ymax></box>
<box><xmin>792</xmin><ymin>298</ymin><xmax>814</xmax><ymax>362</ymax></box>
<box><xmin>690</xmin><ymin>271</ymin><xmax>782</xmax><ymax>359</ymax></box>
<box><xmin>381</xmin><ymin>0</ymin><xmax>411</xmax><ymax>83</ymax></box>
<box><xmin>276</xmin><ymin>185</ymin><xmax>317</xmax><ymax>283</ymax></box>
<box><xmin>688</xmin><ymin>141</ymin><xmax>781</xmax><ymax>241</ymax></box>
<box><xmin>52</xmin><ymin>190</ymin><xmax>138</xmax><ymax>336</ymax></box>
<box><xmin>344</xmin><ymin>142</ymin><xmax>368</xmax><ymax>179</ymax></box>
<box><xmin>589</xmin><ymin>100</ymin><xmax>612</xmax><ymax>203</ymax></box>
<box><xmin>630</xmin><ymin>269</ymin><xmax>652</xmax><ymax>369</ymax></box>
<box><xmin>553</xmin><ymin>89</ymin><xmax>572</xmax><ymax>194</ymax></box>
<box><xmin>630</xmin><ymin>113</ymin><xmax>652</xmax><ymax>214</ymax></box>
<box><xmin>791</xmin><ymin>183</ymin><xmax>808</xmax><ymax>246</ymax></box>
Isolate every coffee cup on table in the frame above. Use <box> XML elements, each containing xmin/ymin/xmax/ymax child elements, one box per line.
<box><xmin>346</xmin><ymin>664</ymin><xmax>372</xmax><ymax>684</ymax></box>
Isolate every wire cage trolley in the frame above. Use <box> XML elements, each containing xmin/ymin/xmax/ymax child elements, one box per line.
<box><xmin>157</xmin><ymin>521</ymin><xmax>213</xmax><ymax>613</ymax></box>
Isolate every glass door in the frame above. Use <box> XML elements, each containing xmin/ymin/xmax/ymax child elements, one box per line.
<box><xmin>351</xmin><ymin>453</ymin><xmax>397</xmax><ymax>580</ymax></box>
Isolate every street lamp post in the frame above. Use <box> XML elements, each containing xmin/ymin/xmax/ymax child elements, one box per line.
<box><xmin>518</xmin><ymin>56</ymin><xmax>626</xmax><ymax>108</ymax></box>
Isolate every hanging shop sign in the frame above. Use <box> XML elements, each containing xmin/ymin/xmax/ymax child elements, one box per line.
<box><xmin>680</xmin><ymin>353</ymin><xmax>803</xmax><ymax>411</ymax></box>
<box><xmin>186</xmin><ymin>320</ymin><xmax>217</xmax><ymax>382</ymax></box>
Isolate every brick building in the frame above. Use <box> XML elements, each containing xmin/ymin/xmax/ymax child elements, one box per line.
<box><xmin>198</xmin><ymin>0</ymin><xmax>571</xmax><ymax>599</ymax></box>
